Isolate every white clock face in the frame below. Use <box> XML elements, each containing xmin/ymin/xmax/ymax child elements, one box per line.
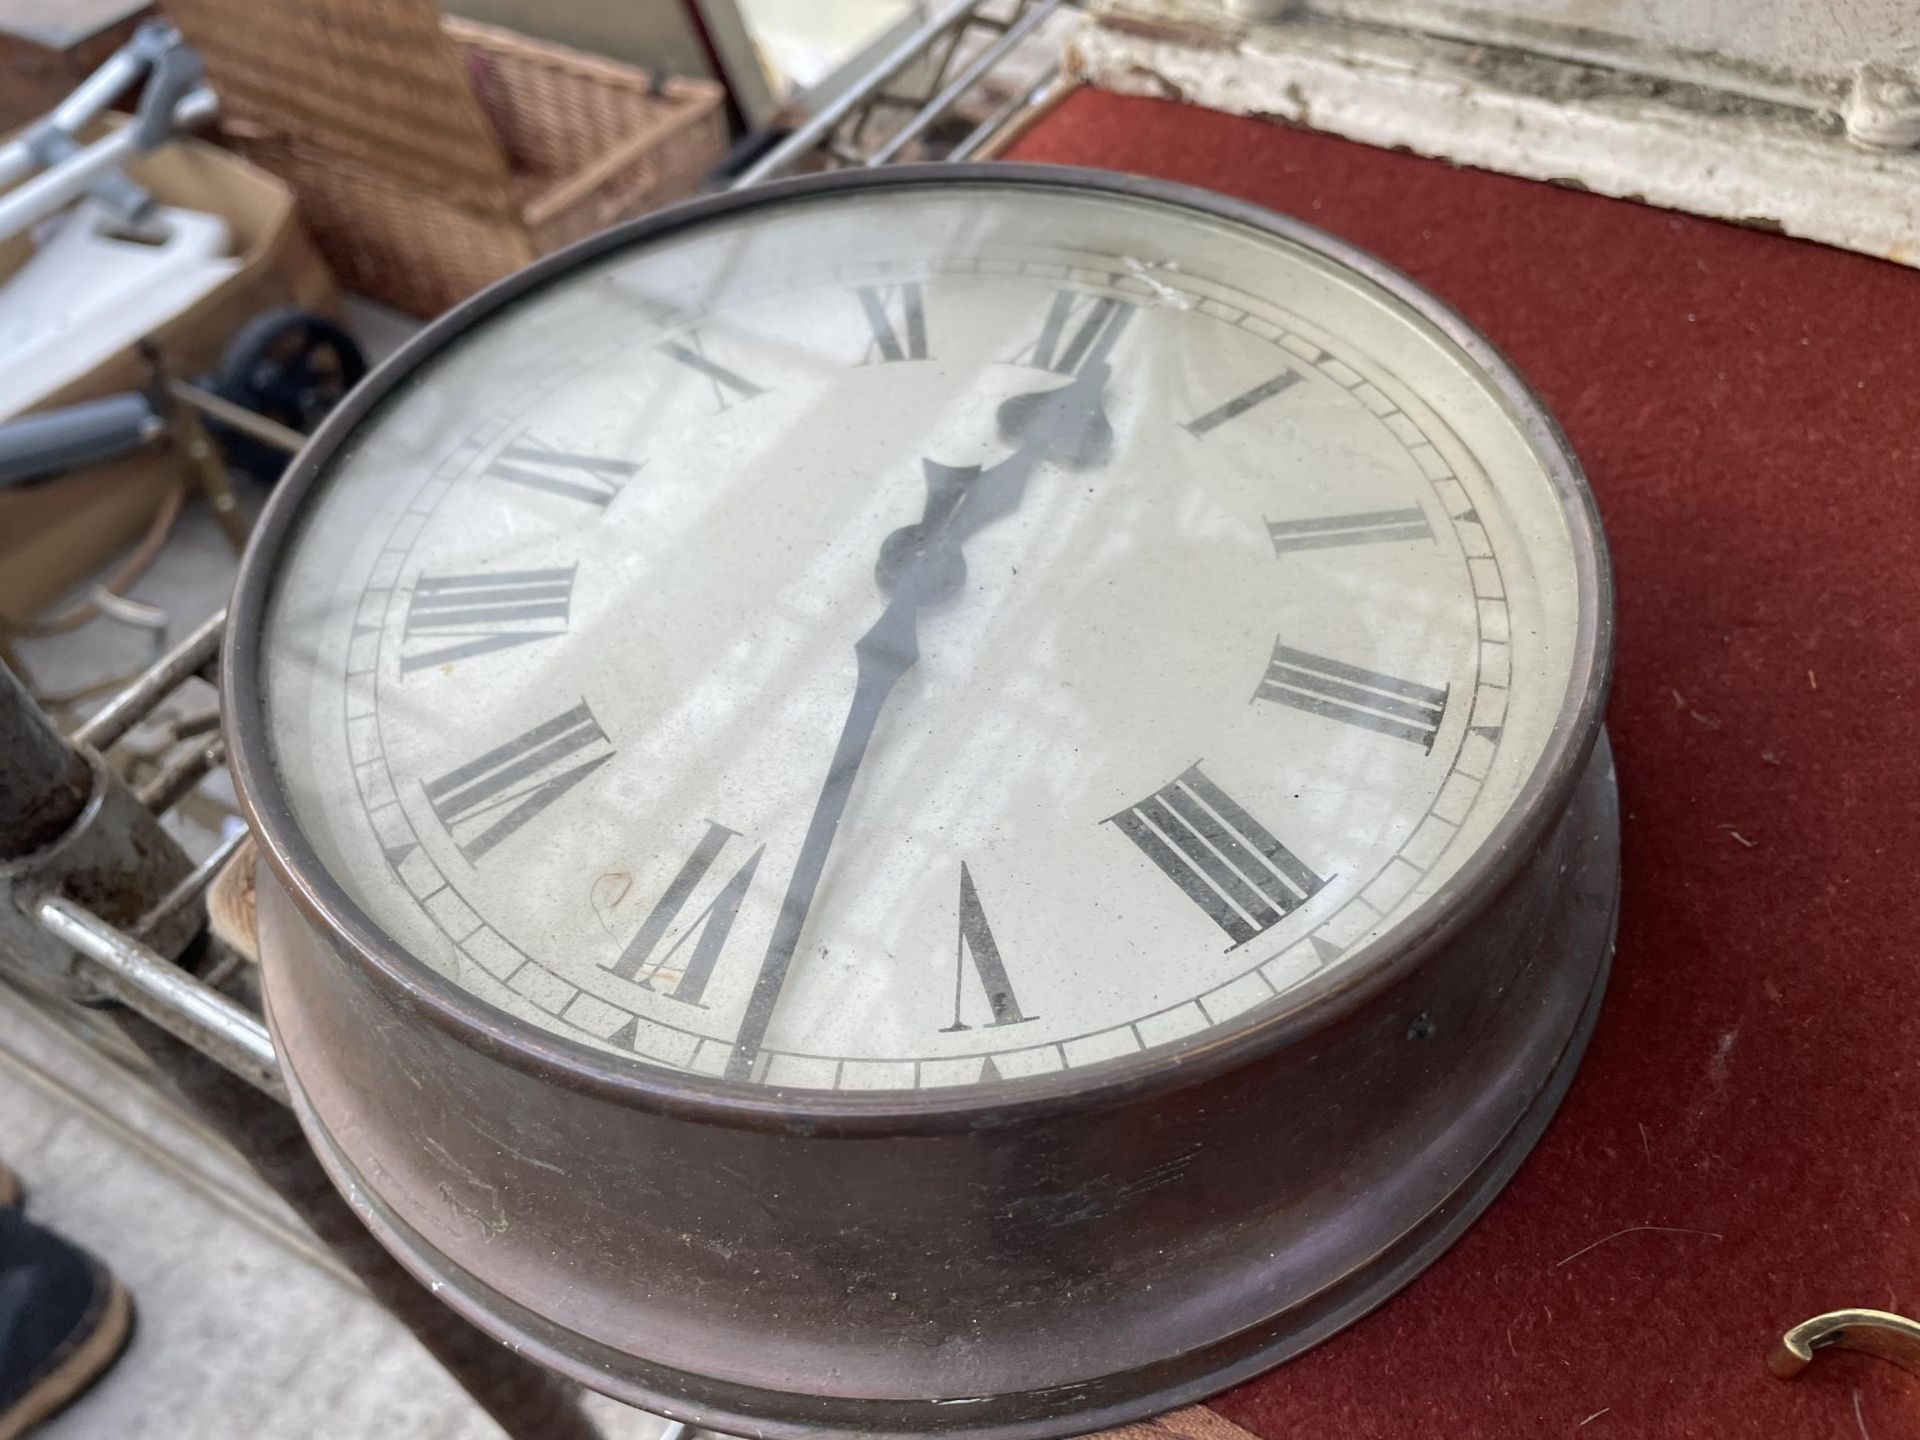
<box><xmin>259</xmin><ymin>177</ymin><xmax>1590</xmax><ymax>1092</ymax></box>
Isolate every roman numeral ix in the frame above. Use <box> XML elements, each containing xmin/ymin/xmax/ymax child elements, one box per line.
<box><xmin>401</xmin><ymin>566</ymin><xmax>573</xmax><ymax>674</ymax></box>
<box><xmin>941</xmin><ymin>863</ymin><xmax>1031</xmax><ymax>1032</ymax></box>
<box><xmin>1108</xmin><ymin>764</ymin><xmax>1328</xmax><ymax>947</ymax></box>
<box><xmin>486</xmin><ymin>439</ymin><xmax>637</xmax><ymax>510</ymax></box>
<box><xmin>857</xmin><ymin>282</ymin><xmax>929</xmax><ymax>363</ymax></box>
<box><xmin>1256</xmin><ymin>642</ymin><xmax>1449</xmax><ymax>751</ymax></box>
<box><xmin>423</xmin><ymin>701</ymin><xmax>612</xmax><ymax>861</ymax></box>
<box><xmin>1267</xmin><ymin>507</ymin><xmax>1435</xmax><ymax>555</ymax></box>
<box><xmin>603</xmin><ymin>820</ymin><xmax>763</xmax><ymax>1008</ymax></box>
<box><xmin>1016</xmin><ymin>290</ymin><xmax>1135</xmax><ymax>376</ymax></box>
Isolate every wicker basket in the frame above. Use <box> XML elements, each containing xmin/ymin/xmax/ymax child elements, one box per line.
<box><xmin>162</xmin><ymin>0</ymin><xmax>727</xmax><ymax>316</ymax></box>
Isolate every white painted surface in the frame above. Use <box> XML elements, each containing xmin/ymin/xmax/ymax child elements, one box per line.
<box><xmin>1073</xmin><ymin>6</ymin><xmax>1920</xmax><ymax>268</ymax></box>
<box><xmin>0</xmin><ymin>202</ymin><xmax>238</xmax><ymax>419</ymax></box>
<box><xmin>1318</xmin><ymin>0</ymin><xmax>1916</xmax><ymax>104</ymax></box>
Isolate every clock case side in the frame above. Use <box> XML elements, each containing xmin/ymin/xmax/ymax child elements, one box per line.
<box><xmin>251</xmin><ymin>734</ymin><xmax>1617</xmax><ymax>1436</ymax></box>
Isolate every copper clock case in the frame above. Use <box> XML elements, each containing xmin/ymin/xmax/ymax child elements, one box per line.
<box><xmin>224</xmin><ymin>165</ymin><xmax>1617</xmax><ymax>1439</ymax></box>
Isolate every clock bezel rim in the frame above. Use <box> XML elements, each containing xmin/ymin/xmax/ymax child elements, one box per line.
<box><xmin>223</xmin><ymin>161</ymin><xmax>1614</xmax><ymax>1134</ymax></box>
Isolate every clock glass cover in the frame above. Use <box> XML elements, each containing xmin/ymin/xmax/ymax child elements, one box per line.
<box><xmin>259</xmin><ymin>177</ymin><xmax>1587</xmax><ymax>1092</ymax></box>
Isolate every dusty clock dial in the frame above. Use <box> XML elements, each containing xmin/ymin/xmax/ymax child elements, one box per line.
<box><xmin>259</xmin><ymin>182</ymin><xmax>1582</xmax><ymax>1091</ymax></box>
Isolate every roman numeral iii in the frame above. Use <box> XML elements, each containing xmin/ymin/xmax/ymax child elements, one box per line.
<box><xmin>423</xmin><ymin>701</ymin><xmax>612</xmax><ymax>861</ymax></box>
<box><xmin>1256</xmin><ymin>642</ymin><xmax>1449</xmax><ymax>751</ymax></box>
<box><xmin>401</xmin><ymin>566</ymin><xmax>573</xmax><ymax>674</ymax></box>
<box><xmin>603</xmin><ymin>820</ymin><xmax>763</xmax><ymax>1008</ymax></box>
<box><xmin>941</xmin><ymin>863</ymin><xmax>1031</xmax><ymax>1032</ymax></box>
<box><xmin>857</xmin><ymin>283</ymin><xmax>929</xmax><ymax>363</ymax></box>
<box><xmin>1267</xmin><ymin>508</ymin><xmax>1434</xmax><ymax>555</ymax></box>
<box><xmin>1017</xmin><ymin>290</ymin><xmax>1135</xmax><ymax>375</ymax></box>
<box><xmin>486</xmin><ymin>439</ymin><xmax>637</xmax><ymax>510</ymax></box>
<box><xmin>1108</xmin><ymin>764</ymin><xmax>1327</xmax><ymax>946</ymax></box>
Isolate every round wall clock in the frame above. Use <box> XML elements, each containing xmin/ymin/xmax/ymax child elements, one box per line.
<box><xmin>226</xmin><ymin>165</ymin><xmax>1616</xmax><ymax>1438</ymax></box>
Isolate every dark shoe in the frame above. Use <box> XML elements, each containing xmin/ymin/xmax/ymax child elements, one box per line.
<box><xmin>0</xmin><ymin>1206</ymin><xmax>133</xmax><ymax>1440</ymax></box>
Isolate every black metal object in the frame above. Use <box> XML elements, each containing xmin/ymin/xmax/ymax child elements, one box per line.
<box><xmin>0</xmin><ymin>667</ymin><xmax>92</xmax><ymax>858</ymax></box>
<box><xmin>208</xmin><ymin>307</ymin><xmax>368</xmax><ymax>481</ymax></box>
<box><xmin>0</xmin><ymin>307</ymin><xmax>363</xmax><ymax>495</ymax></box>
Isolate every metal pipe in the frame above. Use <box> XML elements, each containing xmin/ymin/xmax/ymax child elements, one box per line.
<box><xmin>0</xmin><ymin>393</ymin><xmax>161</xmax><ymax>489</ymax></box>
<box><xmin>72</xmin><ymin>608</ymin><xmax>225</xmax><ymax>752</ymax></box>
<box><xmin>867</xmin><ymin>0</ymin><xmax>1067</xmax><ymax>165</ymax></box>
<box><xmin>0</xmin><ymin>660</ymin><xmax>93</xmax><ymax>859</ymax></box>
<box><xmin>0</xmin><ymin>50</ymin><xmax>145</xmax><ymax>190</ymax></box>
<box><xmin>169</xmin><ymin>379</ymin><xmax>307</xmax><ymax>456</ymax></box>
<box><xmin>948</xmin><ymin>62</ymin><xmax>1063</xmax><ymax>161</ymax></box>
<box><xmin>48</xmin><ymin>46</ymin><xmax>151</xmax><ymax>134</ymax></box>
<box><xmin>87</xmin><ymin>588</ymin><xmax>170</xmax><ymax>635</ymax></box>
<box><xmin>0</xmin><ymin>87</ymin><xmax>217</xmax><ymax>242</ymax></box>
<box><xmin>34</xmin><ymin>894</ymin><xmax>284</xmax><ymax>1100</ymax></box>
<box><xmin>734</xmin><ymin>0</ymin><xmax>987</xmax><ymax>187</ymax></box>
<box><xmin>136</xmin><ymin>737</ymin><xmax>224</xmax><ymax>813</ymax></box>
<box><xmin>136</xmin><ymin>825</ymin><xmax>249</xmax><ymax>937</ymax></box>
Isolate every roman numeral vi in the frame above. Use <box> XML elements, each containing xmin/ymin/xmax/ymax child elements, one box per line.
<box><xmin>941</xmin><ymin>863</ymin><xmax>1031</xmax><ymax>1032</ymax></box>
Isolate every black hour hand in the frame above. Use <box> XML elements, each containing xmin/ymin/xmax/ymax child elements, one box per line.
<box><xmin>874</xmin><ymin>360</ymin><xmax>1117</xmax><ymax>608</ymax></box>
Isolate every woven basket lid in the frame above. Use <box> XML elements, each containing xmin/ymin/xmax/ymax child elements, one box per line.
<box><xmin>162</xmin><ymin>0</ymin><xmax>517</xmax><ymax>217</ymax></box>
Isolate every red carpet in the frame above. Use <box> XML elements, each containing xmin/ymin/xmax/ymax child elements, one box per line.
<box><xmin>1009</xmin><ymin>89</ymin><xmax>1920</xmax><ymax>1438</ymax></box>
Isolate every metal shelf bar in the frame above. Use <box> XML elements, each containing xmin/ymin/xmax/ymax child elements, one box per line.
<box><xmin>71</xmin><ymin>607</ymin><xmax>225</xmax><ymax>751</ymax></box>
<box><xmin>136</xmin><ymin>824</ymin><xmax>249</xmax><ymax>937</ymax></box>
<box><xmin>868</xmin><ymin>0</ymin><xmax>1068</xmax><ymax>165</ymax></box>
<box><xmin>34</xmin><ymin>894</ymin><xmax>283</xmax><ymax>1100</ymax></box>
<box><xmin>949</xmin><ymin>65</ymin><xmax>1063</xmax><ymax>160</ymax></box>
<box><xmin>736</xmin><ymin>0</ymin><xmax>1055</xmax><ymax>187</ymax></box>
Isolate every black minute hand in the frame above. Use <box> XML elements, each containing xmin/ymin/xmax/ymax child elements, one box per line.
<box><xmin>724</xmin><ymin>360</ymin><xmax>1116</xmax><ymax>1081</ymax></box>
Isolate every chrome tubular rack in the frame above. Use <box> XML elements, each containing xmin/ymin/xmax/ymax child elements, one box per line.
<box><xmin>736</xmin><ymin>0</ymin><xmax>1076</xmax><ymax>187</ymax></box>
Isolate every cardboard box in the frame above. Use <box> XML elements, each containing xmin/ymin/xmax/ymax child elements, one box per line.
<box><xmin>0</xmin><ymin>126</ymin><xmax>338</xmax><ymax>624</ymax></box>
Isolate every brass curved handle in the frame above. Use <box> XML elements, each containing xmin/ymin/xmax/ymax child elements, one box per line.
<box><xmin>1770</xmin><ymin>1309</ymin><xmax>1920</xmax><ymax>1380</ymax></box>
